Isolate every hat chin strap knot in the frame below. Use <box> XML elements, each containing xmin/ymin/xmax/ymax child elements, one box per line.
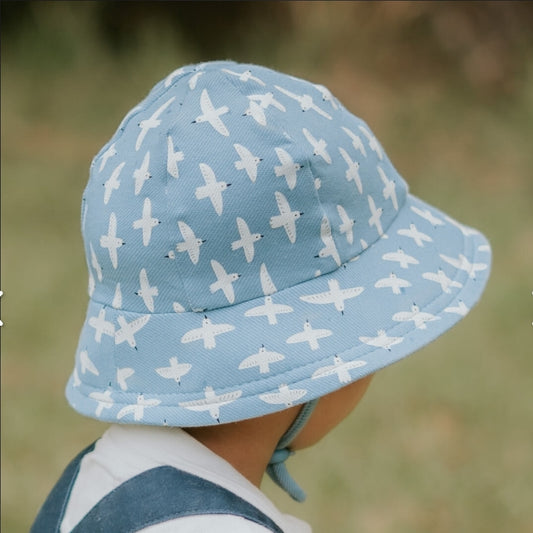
<box><xmin>266</xmin><ymin>399</ymin><xmax>319</xmax><ymax>502</ymax></box>
<box><xmin>269</xmin><ymin>448</ymin><xmax>294</xmax><ymax>465</ymax></box>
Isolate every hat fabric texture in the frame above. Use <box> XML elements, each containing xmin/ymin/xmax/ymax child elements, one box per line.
<box><xmin>67</xmin><ymin>60</ymin><xmax>491</xmax><ymax>427</ymax></box>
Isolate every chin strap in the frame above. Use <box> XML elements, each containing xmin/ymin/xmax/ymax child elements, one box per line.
<box><xmin>266</xmin><ymin>399</ymin><xmax>319</xmax><ymax>502</ymax></box>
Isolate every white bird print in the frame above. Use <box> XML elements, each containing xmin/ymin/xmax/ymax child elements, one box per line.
<box><xmin>243</xmin><ymin>264</ymin><xmax>293</xmax><ymax>324</ymax></box>
<box><xmin>367</xmin><ymin>195</ymin><xmax>384</xmax><ymax>236</ymax></box>
<box><xmin>286</xmin><ymin>320</ymin><xmax>333</xmax><ymax>350</ymax></box>
<box><xmin>358</xmin><ymin>124</ymin><xmax>383</xmax><ymax>160</ymax></box>
<box><xmin>72</xmin><ymin>368</ymin><xmax>81</xmax><ymax>387</ymax></box>
<box><xmin>82</xmin><ymin>200</ymin><xmax>88</xmax><ymax>232</ymax></box>
<box><xmin>392</xmin><ymin>304</ymin><xmax>440</xmax><ymax>329</ymax></box>
<box><xmin>275</xmin><ymin>85</ymin><xmax>332</xmax><ymax>119</ymax></box>
<box><xmin>80</xmin><ymin>350</ymin><xmax>99</xmax><ymax>376</ymax></box>
<box><xmin>136</xmin><ymin>268</ymin><xmax>158</xmax><ymax>312</ymax></box>
<box><xmin>338</xmin><ymin>147</ymin><xmax>362</xmax><ymax>193</ymax></box>
<box><xmin>136</xmin><ymin>97</ymin><xmax>175</xmax><ymax>151</ymax></box>
<box><xmin>444</xmin><ymin>300</ymin><xmax>469</xmax><ymax>316</ymax></box>
<box><xmin>112</xmin><ymin>283</ymin><xmax>122</xmax><ymax>309</ymax></box>
<box><xmin>359</xmin><ymin>330</ymin><xmax>403</xmax><ymax>351</ymax></box>
<box><xmin>132</xmin><ymin>198</ymin><xmax>160</xmax><ymax>246</ymax></box>
<box><xmin>231</xmin><ymin>217</ymin><xmax>263</xmax><ymax>263</ymax></box>
<box><xmin>302</xmin><ymin>128</ymin><xmax>332</xmax><ymax>164</ymax></box>
<box><xmin>133</xmin><ymin>151</ymin><xmax>151</xmax><ymax>195</ymax></box>
<box><xmin>440</xmin><ymin>253</ymin><xmax>488</xmax><ymax>279</ymax></box>
<box><xmin>341</xmin><ymin>127</ymin><xmax>367</xmax><ymax>157</ymax></box>
<box><xmin>243</xmin><ymin>100</ymin><xmax>268</xmax><ymax>126</ymax></box>
<box><xmin>233</xmin><ymin>144</ymin><xmax>262</xmax><ymax>182</ymax></box>
<box><xmin>167</xmin><ymin>136</ymin><xmax>184</xmax><ymax>179</ymax></box>
<box><xmin>378</xmin><ymin>166</ymin><xmax>398</xmax><ymax>211</ymax></box>
<box><xmin>478</xmin><ymin>244</ymin><xmax>490</xmax><ymax>253</ymax></box>
<box><xmin>269</xmin><ymin>191</ymin><xmax>303</xmax><ymax>243</ymax></box>
<box><xmin>317</xmin><ymin>216</ymin><xmax>341</xmax><ymax>266</ymax></box>
<box><xmin>173</xmin><ymin>302</ymin><xmax>186</xmax><ymax>313</ymax></box>
<box><xmin>444</xmin><ymin>216</ymin><xmax>479</xmax><ymax>236</ymax></box>
<box><xmin>300</xmin><ymin>279</ymin><xmax>364</xmax><ymax>314</ymax></box>
<box><xmin>314</xmin><ymin>84</ymin><xmax>338</xmax><ymax>109</ymax></box>
<box><xmin>411</xmin><ymin>205</ymin><xmax>444</xmax><ymax>226</ymax></box>
<box><xmin>274</xmin><ymin>147</ymin><xmax>302</xmax><ymax>190</ymax></box>
<box><xmin>88</xmin><ymin>270</ymin><xmax>95</xmax><ymax>297</ymax></box>
<box><xmin>248</xmin><ymin>92</ymin><xmax>286</xmax><ymax>111</ymax></box>
<box><xmin>422</xmin><ymin>269</ymin><xmax>463</xmax><ymax>293</ymax></box>
<box><xmin>156</xmin><ymin>356</ymin><xmax>192</xmax><ymax>384</ymax></box>
<box><xmin>312</xmin><ymin>355</ymin><xmax>367</xmax><ymax>384</ymax></box>
<box><xmin>195</xmin><ymin>163</ymin><xmax>231</xmax><ymax>216</ymax></box>
<box><xmin>259</xmin><ymin>384</ymin><xmax>307</xmax><ymax>407</ymax></box>
<box><xmin>222</xmin><ymin>68</ymin><xmax>266</xmax><ymax>85</ymax></box>
<box><xmin>175</xmin><ymin>221</ymin><xmax>204</xmax><ymax>265</ymax></box>
<box><xmin>209</xmin><ymin>260</ymin><xmax>240</xmax><ymax>304</ymax></box>
<box><xmin>88</xmin><ymin>308</ymin><xmax>115</xmax><ymax>343</ymax></box>
<box><xmin>193</xmin><ymin>89</ymin><xmax>230</xmax><ymax>137</ymax></box>
<box><xmin>260</xmin><ymin>263</ymin><xmax>277</xmax><ymax>296</ymax></box>
<box><xmin>117</xmin><ymin>393</ymin><xmax>161</xmax><ymax>421</ymax></box>
<box><xmin>89</xmin><ymin>390</ymin><xmax>113</xmax><ymax>417</ymax></box>
<box><xmin>181</xmin><ymin>316</ymin><xmax>235</xmax><ymax>350</ymax></box>
<box><xmin>99</xmin><ymin>143</ymin><xmax>117</xmax><ymax>172</ymax></box>
<box><xmin>397</xmin><ymin>224</ymin><xmax>432</xmax><ymax>247</ymax></box>
<box><xmin>164</xmin><ymin>67</ymin><xmax>185</xmax><ymax>87</ymax></box>
<box><xmin>382</xmin><ymin>248</ymin><xmax>419</xmax><ymax>269</ymax></box>
<box><xmin>239</xmin><ymin>345</ymin><xmax>285</xmax><ymax>374</ymax></box>
<box><xmin>116</xmin><ymin>367</ymin><xmax>134</xmax><ymax>391</ymax></box>
<box><xmin>374</xmin><ymin>272</ymin><xmax>411</xmax><ymax>295</ymax></box>
<box><xmin>188</xmin><ymin>70</ymin><xmax>204</xmax><ymax>89</ymax></box>
<box><xmin>179</xmin><ymin>386</ymin><xmax>243</xmax><ymax>423</ymax></box>
<box><xmin>244</xmin><ymin>296</ymin><xmax>294</xmax><ymax>325</ymax></box>
<box><xmin>100</xmin><ymin>212</ymin><xmax>125</xmax><ymax>269</ymax></box>
<box><xmin>90</xmin><ymin>243</ymin><xmax>103</xmax><ymax>282</ymax></box>
<box><xmin>103</xmin><ymin>161</ymin><xmax>125</xmax><ymax>205</ymax></box>
<box><xmin>115</xmin><ymin>315</ymin><xmax>151</xmax><ymax>349</ymax></box>
<box><xmin>337</xmin><ymin>205</ymin><xmax>355</xmax><ymax>244</ymax></box>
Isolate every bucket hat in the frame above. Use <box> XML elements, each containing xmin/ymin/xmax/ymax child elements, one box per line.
<box><xmin>67</xmin><ymin>60</ymin><xmax>491</xmax><ymax>429</ymax></box>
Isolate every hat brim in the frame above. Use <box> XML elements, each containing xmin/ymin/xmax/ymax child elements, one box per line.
<box><xmin>67</xmin><ymin>193</ymin><xmax>491</xmax><ymax>426</ymax></box>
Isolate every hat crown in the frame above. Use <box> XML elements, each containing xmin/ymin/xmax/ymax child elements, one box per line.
<box><xmin>83</xmin><ymin>61</ymin><xmax>407</xmax><ymax>314</ymax></box>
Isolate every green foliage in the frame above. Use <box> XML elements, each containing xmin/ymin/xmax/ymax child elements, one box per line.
<box><xmin>2</xmin><ymin>3</ymin><xmax>532</xmax><ymax>532</ymax></box>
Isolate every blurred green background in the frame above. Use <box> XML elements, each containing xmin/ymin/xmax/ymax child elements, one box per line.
<box><xmin>2</xmin><ymin>2</ymin><xmax>532</xmax><ymax>532</ymax></box>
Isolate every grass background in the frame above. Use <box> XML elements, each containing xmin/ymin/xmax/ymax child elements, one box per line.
<box><xmin>2</xmin><ymin>2</ymin><xmax>532</xmax><ymax>532</ymax></box>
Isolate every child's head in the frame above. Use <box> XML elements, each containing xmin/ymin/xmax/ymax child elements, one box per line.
<box><xmin>67</xmin><ymin>60</ymin><xmax>490</xmax><ymax>499</ymax></box>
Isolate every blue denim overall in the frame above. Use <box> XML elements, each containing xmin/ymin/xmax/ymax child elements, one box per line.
<box><xmin>31</xmin><ymin>443</ymin><xmax>284</xmax><ymax>533</ymax></box>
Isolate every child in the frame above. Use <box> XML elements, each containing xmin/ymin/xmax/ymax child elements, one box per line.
<box><xmin>31</xmin><ymin>61</ymin><xmax>491</xmax><ymax>532</ymax></box>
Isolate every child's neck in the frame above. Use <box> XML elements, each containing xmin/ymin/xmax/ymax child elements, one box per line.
<box><xmin>185</xmin><ymin>406</ymin><xmax>300</xmax><ymax>488</ymax></box>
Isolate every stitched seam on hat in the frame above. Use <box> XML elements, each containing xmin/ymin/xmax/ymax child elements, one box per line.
<box><xmin>344</xmin><ymin>115</ymin><xmax>408</xmax><ymax>245</ymax></box>
<box><xmin>159</xmin><ymin>82</ymin><xmax>198</xmax><ymax>313</ymax></box>
<box><xmin>222</xmin><ymin>64</ymin><xmax>341</xmax><ymax>291</ymax></box>
<box><xmin>310</xmin><ymin>155</ymin><xmax>348</xmax><ymax>278</ymax></box>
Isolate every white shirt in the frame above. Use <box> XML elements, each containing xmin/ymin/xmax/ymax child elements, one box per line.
<box><xmin>60</xmin><ymin>424</ymin><xmax>311</xmax><ymax>533</ymax></box>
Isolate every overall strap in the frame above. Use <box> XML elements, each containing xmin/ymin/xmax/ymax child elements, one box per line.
<box><xmin>72</xmin><ymin>465</ymin><xmax>284</xmax><ymax>533</ymax></box>
<box><xmin>30</xmin><ymin>442</ymin><xmax>97</xmax><ymax>533</ymax></box>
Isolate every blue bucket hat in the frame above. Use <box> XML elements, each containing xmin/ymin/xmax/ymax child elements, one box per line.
<box><xmin>67</xmin><ymin>61</ymin><xmax>491</xmax><ymax>434</ymax></box>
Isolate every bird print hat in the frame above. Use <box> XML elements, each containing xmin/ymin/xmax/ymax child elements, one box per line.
<box><xmin>67</xmin><ymin>61</ymin><xmax>491</xmax><ymax>429</ymax></box>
